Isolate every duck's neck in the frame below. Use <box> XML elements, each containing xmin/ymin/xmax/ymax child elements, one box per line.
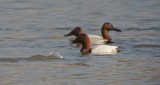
<box><xmin>101</xmin><ymin>28</ymin><xmax>112</xmax><ymax>41</ymax></box>
<box><xmin>81</xmin><ymin>39</ymin><xmax>91</xmax><ymax>54</ymax></box>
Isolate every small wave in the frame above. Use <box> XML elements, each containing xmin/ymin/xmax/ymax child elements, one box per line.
<box><xmin>54</xmin><ymin>27</ymin><xmax>72</xmax><ymax>30</ymax></box>
<box><xmin>46</xmin><ymin>35</ymin><xmax>67</xmax><ymax>39</ymax></box>
<box><xmin>140</xmin><ymin>19</ymin><xmax>160</xmax><ymax>22</ymax></box>
<box><xmin>0</xmin><ymin>58</ymin><xmax>24</xmax><ymax>62</ymax></box>
<box><xmin>133</xmin><ymin>44</ymin><xmax>160</xmax><ymax>48</ymax></box>
<box><xmin>27</xmin><ymin>55</ymin><xmax>64</xmax><ymax>61</ymax></box>
<box><xmin>15</xmin><ymin>0</ymin><xmax>28</xmax><ymax>3</ymax></box>
<box><xmin>148</xmin><ymin>27</ymin><xmax>160</xmax><ymax>30</ymax></box>
<box><xmin>14</xmin><ymin>7</ymin><xmax>44</xmax><ymax>10</ymax></box>
<box><xmin>126</xmin><ymin>27</ymin><xmax>142</xmax><ymax>31</ymax></box>
<box><xmin>126</xmin><ymin>27</ymin><xmax>160</xmax><ymax>31</ymax></box>
<box><xmin>0</xmin><ymin>35</ymin><xmax>67</xmax><ymax>40</ymax></box>
<box><xmin>0</xmin><ymin>28</ymin><xmax>21</xmax><ymax>31</ymax></box>
<box><xmin>0</xmin><ymin>55</ymin><xmax>64</xmax><ymax>62</ymax></box>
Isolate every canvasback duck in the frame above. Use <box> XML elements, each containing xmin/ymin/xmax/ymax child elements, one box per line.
<box><xmin>64</xmin><ymin>27</ymin><xmax>84</xmax><ymax>47</ymax></box>
<box><xmin>89</xmin><ymin>22</ymin><xmax>121</xmax><ymax>40</ymax></box>
<box><xmin>71</xmin><ymin>33</ymin><xmax>119</xmax><ymax>55</ymax></box>
<box><xmin>64</xmin><ymin>22</ymin><xmax>121</xmax><ymax>44</ymax></box>
<box><xmin>64</xmin><ymin>27</ymin><xmax>109</xmax><ymax>45</ymax></box>
<box><xmin>64</xmin><ymin>27</ymin><xmax>84</xmax><ymax>37</ymax></box>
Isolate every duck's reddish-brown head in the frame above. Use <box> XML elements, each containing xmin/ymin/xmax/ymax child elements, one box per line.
<box><xmin>71</xmin><ymin>33</ymin><xmax>91</xmax><ymax>54</ymax></box>
<box><xmin>64</xmin><ymin>27</ymin><xmax>84</xmax><ymax>37</ymax></box>
<box><xmin>71</xmin><ymin>33</ymin><xmax>89</xmax><ymax>44</ymax></box>
<box><xmin>101</xmin><ymin>22</ymin><xmax>121</xmax><ymax>41</ymax></box>
<box><xmin>102</xmin><ymin>22</ymin><xmax>121</xmax><ymax>32</ymax></box>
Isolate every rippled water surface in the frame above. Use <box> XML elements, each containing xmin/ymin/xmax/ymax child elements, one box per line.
<box><xmin>0</xmin><ymin>0</ymin><xmax>160</xmax><ymax>85</ymax></box>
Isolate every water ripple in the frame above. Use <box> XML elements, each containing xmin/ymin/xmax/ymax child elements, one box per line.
<box><xmin>126</xmin><ymin>27</ymin><xmax>160</xmax><ymax>31</ymax></box>
<box><xmin>133</xmin><ymin>44</ymin><xmax>160</xmax><ymax>48</ymax></box>
<box><xmin>0</xmin><ymin>55</ymin><xmax>64</xmax><ymax>62</ymax></box>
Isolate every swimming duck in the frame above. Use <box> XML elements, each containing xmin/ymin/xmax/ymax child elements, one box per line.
<box><xmin>89</xmin><ymin>22</ymin><xmax>121</xmax><ymax>42</ymax></box>
<box><xmin>64</xmin><ymin>27</ymin><xmax>84</xmax><ymax>47</ymax></box>
<box><xmin>64</xmin><ymin>27</ymin><xmax>84</xmax><ymax>37</ymax></box>
<box><xmin>64</xmin><ymin>22</ymin><xmax>121</xmax><ymax>44</ymax></box>
<box><xmin>71</xmin><ymin>33</ymin><xmax>119</xmax><ymax>55</ymax></box>
<box><xmin>64</xmin><ymin>27</ymin><xmax>108</xmax><ymax>45</ymax></box>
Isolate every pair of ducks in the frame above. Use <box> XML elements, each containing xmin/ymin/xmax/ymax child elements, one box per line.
<box><xmin>64</xmin><ymin>22</ymin><xmax>121</xmax><ymax>55</ymax></box>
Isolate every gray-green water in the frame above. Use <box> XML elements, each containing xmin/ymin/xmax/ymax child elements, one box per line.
<box><xmin>0</xmin><ymin>0</ymin><xmax>160</xmax><ymax>85</ymax></box>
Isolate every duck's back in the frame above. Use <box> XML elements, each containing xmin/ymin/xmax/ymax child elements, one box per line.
<box><xmin>90</xmin><ymin>38</ymin><xmax>108</xmax><ymax>45</ymax></box>
<box><xmin>88</xmin><ymin>34</ymin><xmax>103</xmax><ymax>39</ymax></box>
<box><xmin>91</xmin><ymin>45</ymin><xmax>118</xmax><ymax>55</ymax></box>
